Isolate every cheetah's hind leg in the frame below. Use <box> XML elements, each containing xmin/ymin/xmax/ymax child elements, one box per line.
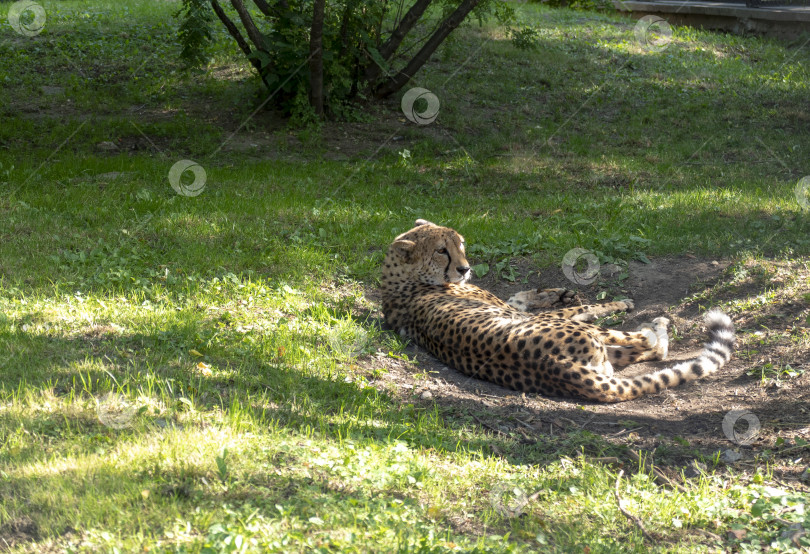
<box><xmin>602</xmin><ymin>317</ymin><xmax>670</xmax><ymax>367</ymax></box>
<box><xmin>506</xmin><ymin>288</ymin><xmax>576</xmax><ymax>312</ymax></box>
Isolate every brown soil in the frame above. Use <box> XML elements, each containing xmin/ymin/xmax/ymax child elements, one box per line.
<box><xmin>362</xmin><ymin>256</ymin><xmax>810</xmax><ymax>486</ymax></box>
<box><xmin>0</xmin><ymin>516</ymin><xmax>38</xmax><ymax>552</ymax></box>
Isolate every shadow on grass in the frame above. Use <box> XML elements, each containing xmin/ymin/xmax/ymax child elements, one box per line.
<box><xmin>1</xmin><ymin>453</ymin><xmax>660</xmax><ymax>552</ymax></box>
<box><xmin>0</xmin><ymin>314</ymin><xmax>504</xmax><ymax>460</ymax></box>
<box><xmin>3</xmin><ymin>288</ymin><xmax>806</xmax><ymax>467</ymax></box>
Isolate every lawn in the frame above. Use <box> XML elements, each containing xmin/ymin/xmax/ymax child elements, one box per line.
<box><xmin>1</xmin><ymin>0</ymin><xmax>809</xmax><ymax>551</ymax></box>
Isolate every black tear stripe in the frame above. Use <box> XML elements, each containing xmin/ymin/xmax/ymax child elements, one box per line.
<box><xmin>442</xmin><ymin>251</ymin><xmax>452</xmax><ymax>280</ymax></box>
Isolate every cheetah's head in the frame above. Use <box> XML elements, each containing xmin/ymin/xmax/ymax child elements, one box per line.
<box><xmin>384</xmin><ymin>219</ymin><xmax>471</xmax><ymax>286</ymax></box>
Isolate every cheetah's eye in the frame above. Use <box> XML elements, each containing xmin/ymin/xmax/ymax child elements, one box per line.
<box><xmin>437</xmin><ymin>247</ymin><xmax>449</xmax><ymax>255</ymax></box>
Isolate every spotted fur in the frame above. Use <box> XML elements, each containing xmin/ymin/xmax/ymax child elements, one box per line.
<box><xmin>381</xmin><ymin>220</ymin><xmax>736</xmax><ymax>403</ymax></box>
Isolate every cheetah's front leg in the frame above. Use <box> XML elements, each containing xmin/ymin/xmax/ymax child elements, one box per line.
<box><xmin>542</xmin><ymin>299</ymin><xmax>634</xmax><ymax>322</ymax></box>
<box><xmin>506</xmin><ymin>287</ymin><xmax>576</xmax><ymax>312</ymax></box>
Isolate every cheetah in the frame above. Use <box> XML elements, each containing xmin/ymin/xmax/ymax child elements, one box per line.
<box><xmin>381</xmin><ymin>219</ymin><xmax>735</xmax><ymax>403</ymax></box>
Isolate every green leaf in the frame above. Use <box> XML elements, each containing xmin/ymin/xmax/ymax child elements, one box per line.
<box><xmin>472</xmin><ymin>263</ymin><xmax>490</xmax><ymax>278</ymax></box>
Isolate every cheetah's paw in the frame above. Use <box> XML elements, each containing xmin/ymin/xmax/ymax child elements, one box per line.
<box><xmin>636</xmin><ymin>317</ymin><xmax>670</xmax><ymax>360</ymax></box>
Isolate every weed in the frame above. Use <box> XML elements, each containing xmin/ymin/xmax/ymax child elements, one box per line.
<box><xmin>747</xmin><ymin>362</ymin><xmax>805</xmax><ymax>385</ymax></box>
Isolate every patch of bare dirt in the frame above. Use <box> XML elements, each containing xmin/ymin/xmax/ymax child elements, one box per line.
<box><xmin>0</xmin><ymin>516</ymin><xmax>38</xmax><ymax>551</ymax></box>
<box><xmin>362</xmin><ymin>256</ymin><xmax>810</xmax><ymax>485</ymax></box>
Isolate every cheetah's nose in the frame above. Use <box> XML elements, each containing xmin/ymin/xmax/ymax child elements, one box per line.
<box><xmin>458</xmin><ymin>265</ymin><xmax>471</xmax><ymax>276</ymax></box>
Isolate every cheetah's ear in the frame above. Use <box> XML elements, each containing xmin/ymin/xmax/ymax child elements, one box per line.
<box><xmin>392</xmin><ymin>239</ymin><xmax>416</xmax><ymax>261</ymax></box>
<box><xmin>414</xmin><ymin>219</ymin><xmax>435</xmax><ymax>227</ymax></box>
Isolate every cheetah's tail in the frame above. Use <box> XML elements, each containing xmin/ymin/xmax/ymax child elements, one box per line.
<box><xmin>605</xmin><ymin>310</ymin><xmax>735</xmax><ymax>402</ymax></box>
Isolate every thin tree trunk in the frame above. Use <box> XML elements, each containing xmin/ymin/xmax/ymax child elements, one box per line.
<box><xmin>211</xmin><ymin>1</ymin><xmax>255</xmax><ymax>65</ymax></box>
<box><xmin>337</xmin><ymin>0</ymin><xmax>362</xmax><ymax>99</ymax></box>
<box><xmin>211</xmin><ymin>0</ymin><xmax>271</xmax><ymax>87</ymax></box>
<box><xmin>364</xmin><ymin>0</ymin><xmax>432</xmax><ymax>84</ymax></box>
<box><xmin>337</xmin><ymin>0</ymin><xmax>358</xmax><ymax>60</ymax></box>
<box><xmin>231</xmin><ymin>0</ymin><xmax>268</xmax><ymax>52</ymax></box>
<box><xmin>379</xmin><ymin>0</ymin><xmax>432</xmax><ymax>61</ymax></box>
<box><xmin>374</xmin><ymin>0</ymin><xmax>482</xmax><ymax>98</ymax></box>
<box><xmin>309</xmin><ymin>0</ymin><xmax>325</xmax><ymax>116</ymax></box>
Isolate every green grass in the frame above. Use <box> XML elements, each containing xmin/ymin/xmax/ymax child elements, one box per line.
<box><xmin>1</xmin><ymin>0</ymin><xmax>809</xmax><ymax>551</ymax></box>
